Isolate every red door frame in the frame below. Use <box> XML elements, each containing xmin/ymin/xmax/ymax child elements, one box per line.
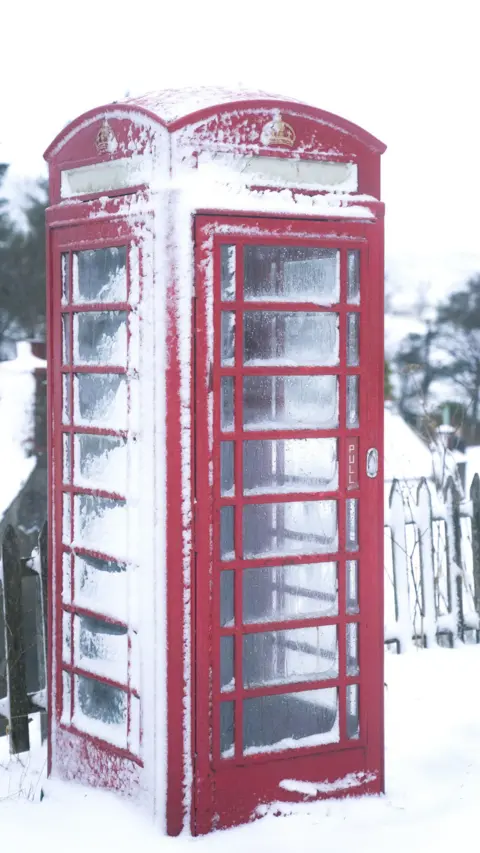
<box><xmin>193</xmin><ymin>213</ymin><xmax>384</xmax><ymax>834</ymax></box>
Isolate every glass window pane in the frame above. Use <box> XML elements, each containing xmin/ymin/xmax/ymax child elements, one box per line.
<box><xmin>346</xmin><ymin>684</ymin><xmax>360</xmax><ymax>739</ymax></box>
<box><xmin>243</xmin><ymin>562</ymin><xmax>338</xmax><ymax>624</ymax></box>
<box><xmin>73</xmin><ymin>246</ymin><xmax>127</xmax><ymax>304</ymax></box>
<box><xmin>221</xmin><ymin>245</ymin><xmax>236</xmax><ymax>301</ymax></box>
<box><xmin>220</xmin><ymin>701</ymin><xmax>235</xmax><ymax>758</ymax></box>
<box><xmin>244</xmin><ymin>246</ymin><xmax>339</xmax><ymax>304</ymax></box>
<box><xmin>243</xmin><ymin>687</ymin><xmax>339</xmax><ymax>755</ymax></box>
<box><xmin>63</xmin><ymin>375</ymin><xmax>71</xmax><ymax>424</ymax></box>
<box><xmin>74</xmin><ymin>374</ymin><xmax>127</xmax><ymax>429</ymax></box>
<box><xmin>73</xmin><ymin>311</ymin><xmax>127</xmax><ymax>366</ymax></box>
<box><xmin>75</xmin><ymin>614</ymin><xmax>128</xmax><ymax>683</ymax></box>
<box><xmin>346</xmin><ymin>375</ymin><xmax>359</xmax><ymax>429</ymax></box>
<box><xmin>62</xmin><ymin>552</ymin><xmax>72</xmax><ymax>603</ymax></box>
<box><xmin>346</xmin><ymin>313</ymin><xmax>359</xmax><ymax>366</ymax></box>
<box><xmin>244</xmin><ymin>375</ymin><xmax>338</xmax><ymax>431</ymax></box>
<box><xmin>220</xmin><ymin>636</ymin><xmax>235</xmax><ymax>691</ymax></box>
<box><xmin>74</xmin><ymin>674</ymin><xmax>127</xmax><ymax>748</ymax></box>
<box><xmin>346</xmin><ymin>623</ymin><xmax>359</xmax><ymax>676</ymax></box>
<box><xmin>221</xmin><ymin>312</ymin><xmax>235</xmax><ymax>365</ymax></box>
<box><xmin>74</xmin><ymin>553</ymin><xmax>128</xmax><ymax>623</ymax></box>
<box><xmin>346</xmin><ymin>499</ymin><xmax>359</xmax><ymax>551</ymax></box>
<box><xmin>347</xmin><ymin>250</ymin><xmax>360</xmax><ymax>304</ymax></box>
<box><xmin>243</xmin><ymin>438</ymin><xmax>338</xmax><ymax>494</ymax></box>
<box><xmin>220</xmin><ymin>506</ymin><xmax>235</xmax><ymax>561</ymax></box>
<box><xmin>346</xmin><ymin>560</ymin><xmax>359</xmax><ymax>613</ymax></box>
<box><xmin>221</xmin><ymin>377</ymin><xmax>234</xmax><ymax>431</ymax></box>
<box><xmin>243</xmin><ymin>500</ymin><xmax>338</xmax><ymax>559</ymax></box>
<box><xmin>74</xmin><ymin>494</ymin><xmax>127</xmax><ymax>558</ymax></box>
<box><xmin>244</xmin><ymin>312</ymin><xmax>339</xmax><ymax>367</ymax></box>
<box><xmin>61</xmin><ymin>253</ymin><xmax>70</xmax><ymax>304</ymax></box>
<box><xmin>62</xmin><ymin>611</ymin><xmax>72</xmax><ymax>663</ymax></box>
<box><xmin>63</xmin><ymin>434</ymin><xmax>71</xmax><ymax>483</ymax></box>
<box><xmin>74</xmin><ymin>433</ymin><xmax>127</xmax><ymax>495</ymax></box>
<box><xmin>220</xmin><ymin>441</ymin><xmax>235</xmax><ymax>496</ymax></box>
<box><xmin>62</xmin><ymin>315</ymin><xmax>70</xmax><ymax>363</ymax></box>
<box><xmin>63</xmin><ymin>493</ymin><xmax>71</xmax><ymax>545</ymax></box>
<box><xmin>243</xmin><ymin>625</ymin><xmax>338</xmax><ymax>688</ymax></box>
<box><xmin>61</xmin><ymin>671</ymin><xmax>72</xmax><ymax>725</ymax></box>
<box><xmin>220</xmin><ymin>571</ymin><xmax>235</xmax><ymax>626</ymax></box>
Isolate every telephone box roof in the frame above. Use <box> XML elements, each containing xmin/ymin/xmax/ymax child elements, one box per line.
<box><xmin>44</xmin><ymin>86</ymin><xmax>386</xmax><ymax>160</ymax></box>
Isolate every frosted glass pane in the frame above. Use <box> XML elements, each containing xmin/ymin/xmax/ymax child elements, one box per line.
<box><xmin>74</xmin><ymin>312</ymin><xmax>127</xmax><ymax>366</ymax></box>
<box><xmin>243</xmin><ymin>562</ymin><xmax>337</xmax><ymax>624</ymax></box>
<box><xmin>346</xmin><ymin>623</ymin><xmax>359</xmax><ymax>676</ymax></box>
<box><xmin>220</xmin><ymin>701</ymin><xmax>235</xmax><ymax>758</ymax></box>
<box><xmin>243</xmin><ymin>688</ymin><xmax>339</xmax><ymax>754</ymax></box>
<box><xmin>346</xmin><ymin>375</ymin><xmax>359</xmax><ymax>429</ymax></box>
<box><xmin>243</xmin><ymin>500</ymin><xmax>338</xmax><ymax>558</ymax></box>
<box><xmin>220</xmin><ymin>636</ymin><xmax>235</xmax><ymax>691</ymax></box>
<box><xmin>61</xmin><ymin>671</ymin><xmax>72</xmax><ymax>725</ymax></box>
<box><xmin>61</xmin><ymin>253</ymin><xmax>70</xmax><ymax>304</ymax></box>
<box><xmin>346</xmin><ymin>499</ymin><xmax>359</xmax><ymax>551</ymax></box>
<box><xmin>244</xmin><ymin>375</ymin><xmax>338</xmax><ymax>430</ymax></box>
<box><xmin>347</xmin><ymin>250</ymin><xmax>360</xmax><ymax>304</ymax></box>
<box><xmin>221</xmin><ymin>377</ymin><xmax>234</xmax><ymax>431</ymax></box>
<box><xmin>63</xmin><ymin>434</ymin><xmax>71</xmax><ymax>483</ymax></box>
<box><xmin>73</xmin><ymin>246</ymin><xmax>127</xmax><ymax>304</ymax></box>
<box><xmin>346</xmin><ymin>560</ymin><xmax>359</xmax><ymax>613</ymax></box>
<box><xmin>63</xmin><ymin>493</ymin><xmax>71</xmax><ymax>545</ymax></box>
<box><xmin>221</xmin><ymin>312</ymin><xmax>235</xmax><ymax>365</ymax></box>
<box><xmin>244</xmin><ymin>246</ymin><xmax>339</xmax><ymax>304</ymax></box>
<box><xmin>346</xmin><ymin>684</ymin><xmax>360</xmax><ymax>739</ymax></box>
<box><xmin>62</xmin><ymin>552</ymin><xmax>72</xmax><ymax>603</ymax></box>
<box><xmin>243</xmin><ymin>438</ymin><xmax>338</xmax><ymax>494</ymax></box>
<box><xmin>63</xmin><ymin>375</ymin><xmax>71</xmax><ymax>424</ymax></box>
<box><xmin>74</xmin><ymin>434</ymin><xmax>127</xmax><ymax>495</ymax></box>
<box><xmin>74</xmin><ymin>374</ymin><xmax>127</xmax><ymax>429</ymax></box>
<box><xmin>346</xmin><ymin>313</ymin><xmax>359</xmax><ymax>366</ymax></box>
<box><xmin>62</xmin><ymin>611</ymin><xmax>71</xmax><ymax>663</ymax></box>
<box><xmin>244</xmin><ymin>312</ymin><xmax>339</xmax><ymax>366</ymax></box>
<box><xmin>220</xmin><ymin>571</ymin><xmax>235</xmax><ymax>626</ymax></box>
<box><xmin>74</xmin><ymin>553</ymin><xmax>128</xmax><ymax>623</ymax></box>
<box><xmin>220</xmin><ymin>506</ymin><xmax>234</xmax><ymax>560</ymax></box>
<box><xmin>243</xmin><ymin>625</ymin><xmax>337</xmax><ymax>688</ymax></box>
<box><xmin>74</xmin><ymin>674</ymin><xmax>127</xmax><ymax>748</ymax></box>
<box><xmin>74</xmin><ymin>494</ymin><xmax>127</xmax><ymax>557</ymax></box>
<box><xmin>221</xmin><ymin>245</ymin><xmax>236</xmax><ymax>301</ymax></box>
<box><xmin>62</xmin><ymin>315</ymin><xmax>70</xmax><ymax>363</ymax></box>
<box><xmin>220</xmin><ymin>441</ymin><xmax>235</xmax><ymax>496</ymax></box>
<box><xmin>75</xmin><ymin>614</ymin><xmax>128</xmax><ymax>683</ymax></box>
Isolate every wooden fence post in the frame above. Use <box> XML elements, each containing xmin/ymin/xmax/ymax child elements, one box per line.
<box><xmin>388</xmin><ymin>480</ymin><xmax>412</xmax><ymax>652</ymax></box>
<box><xmin>2</xmin><ymin>526</ymin><xmax>30</xmax><ymax>754</ymax></box>
<box><xmin>445</xmin><ymin>477</ymin><xmax>465</xmax><ymax>643</ymax></box>
<box><xmin>416</xmin><ymin>478</ymin><xmax>436</xmax><ymax>647</ymax></box>
<box><xmin>470</xmin><ymin>474</ymin><xmax>480</xmax><ymax>628</ymax></box>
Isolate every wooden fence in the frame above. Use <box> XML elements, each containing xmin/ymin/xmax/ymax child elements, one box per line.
<box><xmin>0</xmin><ymin>523</ymin><xmax>47</xmax><ymax>754</ymax></box>
<box><xmin>385</xmin><ymin>474</ymin><xmax>480</xmax><ymax>651</ymax></box>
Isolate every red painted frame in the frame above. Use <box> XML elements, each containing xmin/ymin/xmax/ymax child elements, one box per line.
<box><xmin>48</xmin><ymin>215</ymin><xmax>145</xmax><ymax>780</ymax></box>
<box><xmin>193</xmin><ymin>213</ymin><xmax>384</xmax><ymax>834</ymax></box>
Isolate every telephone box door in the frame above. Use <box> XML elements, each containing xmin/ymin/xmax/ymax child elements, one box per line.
<box><xmin>194</xmin><ymin>214</ymin><xmax>384</xmax><ymax>834</ymax></box>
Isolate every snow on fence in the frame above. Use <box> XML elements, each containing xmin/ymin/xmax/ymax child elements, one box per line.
<box><xmin>385</xmin><ymin>475</ymin><xmax>480</xmax><ymax>651</ymax></box>
<box><xmin>0</xmin><ymin>523</ymin><xmax>47</xmax><ymax>754</ymax></box>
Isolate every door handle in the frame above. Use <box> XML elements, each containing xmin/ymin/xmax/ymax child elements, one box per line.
<box><xmin>366</xmin><ymin>448</ymin><xmax>378</xmax><ymax>478</ymax></box>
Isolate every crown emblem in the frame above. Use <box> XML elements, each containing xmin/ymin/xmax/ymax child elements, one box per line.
<box><xmin>260</xmin><ymin>111</ymin><xmax>296</xmax><ymax>147</ymax></box>
<box><xmin>95</xmin><ymin>119</ymin><xmax>117</xmax><ymax>154</ymax></box>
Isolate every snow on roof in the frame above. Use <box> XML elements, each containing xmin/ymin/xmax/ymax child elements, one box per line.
<box><xmin>123</xmin><ymin>86</ymin><xmax>304</xmax><ymax>125</ymax></box>
<box><xmin>384</xmin><ymin>403</ymin><xmax>433</xmax><ymax>482</ymax></box>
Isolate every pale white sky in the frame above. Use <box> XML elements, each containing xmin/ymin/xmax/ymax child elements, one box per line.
<box><xmin>2</xmin><ymin>0</ymin><xmax>480</xmax><ymax>305</ymax></box>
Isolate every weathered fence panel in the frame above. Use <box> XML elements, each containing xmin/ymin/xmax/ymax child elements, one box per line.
<box><xmin>385</xmin><ymin>476</ymin><xmax>480</xmax><ymax>650</ymax></box>
<box><xmin>0</xmin><ymin>522</ymin><xmax>48</xmax><ymax>754</ymax></box>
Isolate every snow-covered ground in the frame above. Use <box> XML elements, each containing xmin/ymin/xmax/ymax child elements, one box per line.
<box><xmin>1</xmin><ymin>645</ymin><xmax>480</xmax><ymax>851</ymax></box>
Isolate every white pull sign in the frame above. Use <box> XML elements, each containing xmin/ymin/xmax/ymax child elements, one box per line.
<box><xmin>367</xmin><ymin>448</ymin><xmax>378</xmax><ymax>478</ymax></box>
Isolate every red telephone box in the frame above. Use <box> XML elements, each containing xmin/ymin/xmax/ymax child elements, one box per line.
<box><xmin>44</xmin><ymin>88</ymin><xmax>385</xmax><ymax>835</ymax></box>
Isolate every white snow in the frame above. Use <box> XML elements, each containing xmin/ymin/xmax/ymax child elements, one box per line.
<box><xmin>2</xmin><ymin>645</ymin><xmax>480</xmax><ymax>850</ymax></box>
<box><xmin>0</xmin><ymin>342</ymin><xmax>42</xmax><ymax>520</ymax></box>
<box><xmin>384</xmin><ymin>403</ymin><xmax>433</xmax><ymax>483</ymax></box>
